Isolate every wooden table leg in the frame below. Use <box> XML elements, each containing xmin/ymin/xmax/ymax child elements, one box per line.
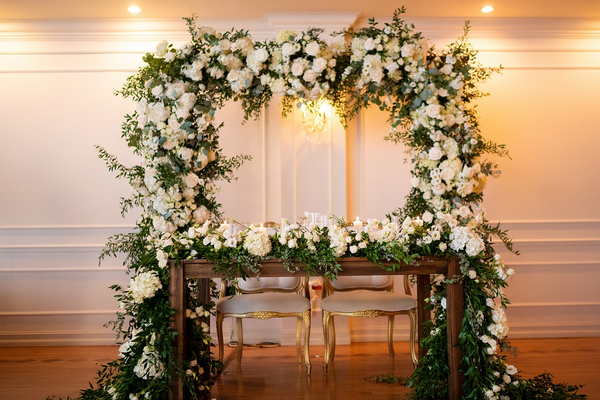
<box><xmin>169</xmin><ymin>260</ymin><xmax>187</xmax><ymax>400</ymax></box>
<box><xmin>416</xmin><ymin>274</ymin><xmax>431</xmax><ymax>360</ymax></box>
<box><xmin>446</xmin><ymin>257</ymin><xmax>464</xmax><ymax>400</ymax></box>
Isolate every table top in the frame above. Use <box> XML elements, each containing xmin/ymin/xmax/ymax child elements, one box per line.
<box><xmin>180</xmin><ymin>256</ymin><xmax>451</xmax><ymax>278</ymax></box>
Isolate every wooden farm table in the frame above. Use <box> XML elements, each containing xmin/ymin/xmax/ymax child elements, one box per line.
<box><xmin>168</xmin><ymin>256</ymin><xmax>464</xmax><ymax>400</ymax></box>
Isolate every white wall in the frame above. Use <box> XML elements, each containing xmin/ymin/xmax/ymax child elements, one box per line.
<box><xmin>0</xmin><ymin>16</ymin><xmax>598</xmax><ymax>346</ymax></box>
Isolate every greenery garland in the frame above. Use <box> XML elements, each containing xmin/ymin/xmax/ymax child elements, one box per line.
<box><xmin>59</xmin><ymin>7</ymin><xmax>586</xmax><ymax>400</ymax></box>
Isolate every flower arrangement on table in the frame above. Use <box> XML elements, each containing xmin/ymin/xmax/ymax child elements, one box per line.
<box><xmin>78</xmin><ymin>7</ymin><xmax>588</xmax><ymax>400</ymax></box>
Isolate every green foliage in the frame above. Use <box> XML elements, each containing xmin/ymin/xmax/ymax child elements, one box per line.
<box><xmin>508</xmin><ymin>373</ymin><xmax>588</xmax><ymax>399</ymax></box>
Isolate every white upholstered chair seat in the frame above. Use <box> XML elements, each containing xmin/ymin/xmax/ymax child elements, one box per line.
<box><xmin>217</xmin><ymin>292</ymin><xmax>311</xmax><ymax>314</ymax></box>
<box><xmin>216</xmin><ymin>277</ymin><xmax>312</xmax><ymax>374</ymax></box>
<box><xmin>321</xmin><ymin>275</ymin><xmax>418</xmax><ymax>373</ymax></box>
<box><xmin>321</xmin><ymin>291</ymin><xmax>415</xmax><ymax>313</ymax></box>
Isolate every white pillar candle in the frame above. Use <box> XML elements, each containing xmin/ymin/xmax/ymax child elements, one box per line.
<box><xmin>353</xmin><ymin>217</ymin><xmax>362</xmax><ymax>233</ymax></box>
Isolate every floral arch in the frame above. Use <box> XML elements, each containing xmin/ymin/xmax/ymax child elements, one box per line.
<box><xmin>89</xmin><ymin>8</ymin><xmax>535</xmax><ymax>400</ymax></box>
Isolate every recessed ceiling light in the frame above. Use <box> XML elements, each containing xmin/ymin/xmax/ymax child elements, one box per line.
<box><xmin>481</xmin><ymin>6</ymin><xmax>494</xmax><ymax>13</ymax></box>
<box><xmin>128</xmin><ymin>5</ymin><xmax>141</xmax><ymax>14</ymax></box>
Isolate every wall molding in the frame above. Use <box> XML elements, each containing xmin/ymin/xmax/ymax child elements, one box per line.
<box><xmin>0</xmin><ymin>244</ymin><xmax>105</xmax><ymax>252</ymax></box>
<box><xmin>0</xmin><ymin>267</ymin><xmax>125</xmax><ymax>273</ymax></box>
<box><xmin>0</xmin><ymin>309</ymin><xmax>120</xmax><ymax>317</ymax></box>
<box><xmin>0</xmin><ymin>330</ymin><xmax>119</xmax><ymax>347</ymax></box>
<box><xmin>2</xmin><ymin>16</ymin><xmax>600</xmax><ymax>45</ymax></box>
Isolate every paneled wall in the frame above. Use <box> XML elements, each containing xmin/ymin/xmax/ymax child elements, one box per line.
<box><xmin>0</xmin><ymin>15</ymin><xmax>598</xmax><ymax>347</ymax></box>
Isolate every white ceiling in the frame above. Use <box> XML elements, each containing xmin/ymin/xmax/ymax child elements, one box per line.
<box><xmin>2</xmin><ymin>0</ymin><xmax>600</xmax><ymax>19</ymax></box>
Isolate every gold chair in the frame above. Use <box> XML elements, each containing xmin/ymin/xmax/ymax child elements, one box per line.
<box><xmin>216</xmin><ymin>276</ymin><xmax>312</xmax><ymax>373</ymax></box>
<box><xmin>321</xmin><ymin>275</ymin><xmax>417</xmax><ymax>373</ymax></box>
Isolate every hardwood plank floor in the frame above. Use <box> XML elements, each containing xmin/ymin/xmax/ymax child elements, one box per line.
<box><xmin>0</xmin><ymin>338</ymin><xmax>598</xmax><ymax>399</ymax></box>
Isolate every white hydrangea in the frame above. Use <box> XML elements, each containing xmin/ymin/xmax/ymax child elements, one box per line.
<box><xmin>243</xmin><ymin>229</ymin><xmax>272</xmax><ymax>257</ymax></box>
<box><xmin>129</xmin><ymin>271</ymin><xmax>163</xmax><ymax>304</ymax></box>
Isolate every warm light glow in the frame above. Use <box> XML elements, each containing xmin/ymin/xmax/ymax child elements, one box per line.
<box><xmin>128</xmin><ymin>5</ymin><xmax>141</xmax><ymax>14</ymax></box>
<box><xmin>300</xmin><ymin>99</ymin><xmax>332</xmax><ymax>137</ymax></box>
<box><xmin>481</xmin><ymin>6</ymin><xmax>494</xmax><ymax>13</ymax></box>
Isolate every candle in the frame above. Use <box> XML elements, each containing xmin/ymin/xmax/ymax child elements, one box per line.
<box><xmin>280</xmin><ymin>218</ymin><xmax>287</xmax><ymax>232</ymax></box>
<box><xmin>258</xmin><ymin>223</ymin><xmax>267</xmax><ymax>234</ymax></box>
<box><xmin>353</xmin><ymin>217</ymin><xmax>362</xmax><ymax>233</ymax></box>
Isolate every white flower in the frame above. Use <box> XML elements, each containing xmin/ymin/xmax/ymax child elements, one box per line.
<box><xmin>312</xmin><ymin>57</ymin><xmax>328</xmax><ymax>73</ymax></box>
<box><xmin>400</xmin><ymin>43</ymin><xmax>415</xmax><ymax>57</ymax></box>
<box><xmin>426</xmin><ymin>104</ymin><xmax>441</xmax><ymax>118</ymax></box>
<box><xmin>349</xmin><ymin>245</ymin><xmax>358</xmax><ymax>254</ymax></box>
<box><xmin>363</xmin><ymin>37</ymin><xmax>376</xmax><ymax>51</ymax></box>
<box><xmin>281</xmin><ymin>42</ymin><xmax>295</xmax><ymax>56</ymax></box>
<box><xmin>303</xmin><ymin>69</ymin><xmax>318</xmax><ymax>83</ymax></box>
<box><xmin>428</xmin><ymin>145</ymin><xmax>443</xmax><ymax>160</ymax></box>
<box><xmin>155</xmin><ymin>40</ymin><xmax>169</xmax><ymax>57</ymax></box>
<box><xmin>369</xmin><ymin>67</ymin><xmax>384</xmax><ymax>84</ymax></box>
<box><xmin>291</xmin><ymin>60</ymin><xmax>305</xmax><ymax>76</ymax></box>
<box><xmin>422</xmin><ymin>211</ymin><xmax>433</xmax><ymax>223</ymax></box>
<box><xmin>129</xmin><ymin>271</ymin><xmax>162</xmax><ymax>304</ymax></box>
<box><xmin>440</xmin><ymin>64</ymin><xmax>453</xmax><ymax>75</ymax></box>
<box><xmin>184</xmin><ymin>172</ymin><xmax>199</xmax><ymax>188</ymax></box>
<box><xmin>465</xmin><ymin>236</ymin><xmax>485</xmax><ymax>256</ymax></box>
<box><xmin>505</xmin><ymin>364</ymin><xmax>518</xmax><ymax>375</ymax></box>
<box><xmin>118</xmin><ymin>341</ymin><xmax>132</xmax><ymax>357</ymax></box>
<box><xmin>305</xmin><ymin>41</ymin><xmax>320</xmax><ymax>56</ymax></box>
<box><xmin>243</xmin><ymin>229</ymin><xmax>272</xmax><ymax>257</ymax></box>
<box><xmin>193</xmin><ymin>205</ymin><xmax>210</xmax><ymax>224</ymax></box>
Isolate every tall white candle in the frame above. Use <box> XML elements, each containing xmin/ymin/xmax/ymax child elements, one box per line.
<box><xmin>353</xmin><ymin>217</ymin><xmax>362</xmax><ymax>233</ymax></box>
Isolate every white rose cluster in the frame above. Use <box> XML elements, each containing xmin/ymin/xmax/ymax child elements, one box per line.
<box><xmin>129</xmin><ymin>271</ymin><xmax>163</xmax><ymax>304</ymax></box>
<box><xmin>268</xmin><ymin>31</ymin><xmax>340</xmax><ymax>100</ymax></box>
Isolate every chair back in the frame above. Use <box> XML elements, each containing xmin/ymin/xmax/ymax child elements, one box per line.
<box><xmin>323</xmin><ymin>275</ymin><xmax>412</xmax><ymax>297</ymax></box>
<box><xmin>236</xmin><ymin>276</ymin><xmax>304</xmax><ymax>294</ymax></box>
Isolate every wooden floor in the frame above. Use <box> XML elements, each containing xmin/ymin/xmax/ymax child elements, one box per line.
<box><xmin>0</xmin><ymin>338</ymin><xmax>598</xmax><ymax>399</ymax></box>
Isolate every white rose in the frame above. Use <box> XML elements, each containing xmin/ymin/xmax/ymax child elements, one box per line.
<box><xmin>422</xmin><ymin>211</ymin><xmax>433</xmax><ymax>223</ymax></box>
<box><xmin>400</xmin><ymin>43</ymin><xmax>415</xmax><ymax>57</ymax></box>
<box><xmin>426</xmin><ymin>103</ymin><xmax>441</xmax><ymax>118</ymax></box>
<box><xmin>252</xmin><ymin>48</ymin><xmax>269</xmax><ymax>62</ymax></box>
<box><xmin>305</xmin><ymin>41</ymin><xmax>320</xmax><ymax>56</ymax></box>
<box><xmin>428</xmin><ymin>145</ymin><xmax>443</xmax><ymax>161</ymax></box>
<box><xmin>291</xmin><ymin>60</ymin><xmax>305</xmax><ymax>76</ymax></box>
<box><xmin>281</xmin><ymin>43</ymin><xmax>295</xmax><ymax>57</ymax></box>
<box><xmin>312</xmin><ymin>57</ymin><xmax>328</xmax><ymax>73</ymax></box>
<box><xmin>364</xmin><ymin>38</ymin><xmax>376</xmax><ymax>51</ymax></box>
<box><xmin>441</xmin><ymin>167</ymin><xmax>455</xmax><ymax>182</ymax></box>
<box><xmin>303</xmin><ymin>69</ymin><xmax>318</xmax><ymax>82</ymax></box>
<box><xmin>369</xmin><ymin>67</ymin><xmax>384</xmax><ymax>84</ymax></box>
<box><xmin>184</xmin><ymin>172</ymin><xmax>199</xmax><ymax>188</ymax></box>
